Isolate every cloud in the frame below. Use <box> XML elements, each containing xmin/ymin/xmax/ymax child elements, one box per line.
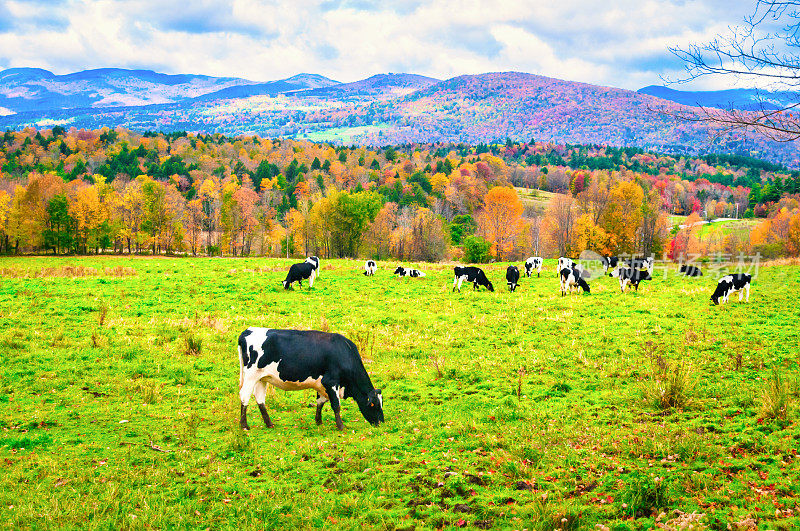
<box><xmin>0</xmin><ymin>0</ymin><xmax>767</xmax><ymax>91</ymax></box>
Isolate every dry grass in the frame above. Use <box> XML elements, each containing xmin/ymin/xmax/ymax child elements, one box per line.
<box><xmin>0</xmin><ymin>265</ymin><xmax>136</xmax><ymax>278</ymax></box>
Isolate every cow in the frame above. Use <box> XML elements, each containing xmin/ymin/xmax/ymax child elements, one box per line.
<box><xmin>626</xmin><ymin>256</ymin><xmax>654</xmax><ymax>273</ymax></box>
<box><xmin>282</xmin><ymin>262</ymin><xmax>316</xmax><ymax>289</ymax></box>
<box><xmin>238</xmin><ymin>328</ymin><xmax>384</xmax><ymax>431</ymax></box>
<box><xmin>610</xmin><ymin>266</ymin><xmax>652</xmax><ymax>292</ymax></box>
<box><xmin>601</xmin><ymin>256</ymin><xmax>620</xmax><ymax>274</ymax></box>
<box><xmin>305</xmin><ymin>256</ymin><xmax>320</xmax><ymax>277</ymax></box>
<box><xmin>557</xmin><ymin>257</ymin><xmax>587</xmax><ymax>278</ymax></box>
<box><xmin>506</xmin><ymin>265</ymin><xmax>520</xmax><ymax>292</ymax></box>
<box><xmin>558</xmin><ymin>257</ymin><xmax>575</xmax><ymax>273</ymax></box>
<box><xmin>453</xmin><ymin>266</ymin><xmax>494</xmax><ymax>292</ymax></box>
<box><xmin>679</xmin><ymin>264</ymin><xmax>702</xmax><ymax>277</ymax></box>
<box><xmin>560</xmin><ymin>267</ymin><xmax>590</xmax><ymax>295</ymax></box>
<box><xmin>710</xmin><ymin>274</ymin><xmax>751</xmax><ymax>305</ymax></box>
<box><xmin>394</xmin><ymin>266</ymin><xmax>425</xmax><ymax>278</ymax></box>
<box><xmin>364</xmin><ymin>260</ymin><xmax>377</xmax><ymax>276</ymax></box>
<box><xmin>524</xmin><ymin>257</ymin><xmax>543</xmax><ymax>277</ymax></box>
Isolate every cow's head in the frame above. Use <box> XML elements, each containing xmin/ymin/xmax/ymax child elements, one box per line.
<box><xmin>393</xmin><ymin>266</ymin><xmax>404</xmax><ymax>275</ymax></box>
<box><xmin>359</xmin><ymin>389</ymin><xmax>384</xmax><ymax>426</ymax></box>
<box><xmin>486</xmin><ymin>281</ymin><xmax>494</xmax><ymax>292</ymax></box>
<box><xmin>282</xmin><ymin>279</ymin><xmax>288</xmax><ymax>289</ymax></box>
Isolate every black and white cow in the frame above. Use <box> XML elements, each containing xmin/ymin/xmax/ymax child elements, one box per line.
<box><xmin>394</xmin><ymin>266</ymin><xmax>425</xmax><ymax>278</ymax></box>
<box><xmin>364</xmin><ymin>260</ymin><xmax>377</xmax><ymax>276</ymax></box>
<box><xmin>238</xmin><ymin>328</ymin><xmax>384</xmax><ymax>431</ymax></box>
<box><xmin>679</xmin><ymin>265</ymin><xmax>702</xmax><ymax>277</ymax></box>
<box><xmin>626</xmin><ymin>256</ymin><xmax>654</xmax><ymax>273</ymax></box>
<box><xmin>559</xmin><ymin>267</ymin><xmax>590</xmax><ymax>295</ymax></box>
<box><xmin>710</xmin><ymin>274</ymin><xmax>751</xmax><ymax>305</ymax></box>
<box><xmin>282</xmin><ymin>262</ymin><xmax>316</xmax><ymax>289</ymax></box>
<box><xmin>601</xmin><ymin>256</ymin><xmax>620</xmax><ymax>274</ymax></box>
<box><xmin>506</xmin><ymin>265</ymin><xmax>520</xmax><ymax>292</ymax></box>
<box><xmin>610</xmin><ymin>266</ymin><xmax>652</xmax><ymax>292</ymax></box>
<box><xmin>558</xmin><ymin>257</ymin><xmax>575</xmax><ymax>273</ymax></box>
<box><xmin>305</xmin><ymin>256</ymin><xmax>320</xmax><ymax>277</ymax></box>
<box><xmin>524</xmin><ymin>257</ymin><xmax>543</xmax><ymax>277</ymax></box>
<box><xmin>453</xmin><ymin>266</ymin><xmax>494</xmax><ymax>292</ymax></box>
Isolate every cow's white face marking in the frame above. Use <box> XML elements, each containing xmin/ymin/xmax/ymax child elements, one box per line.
<box><xmin>377</xmin><ymin>392</ymin><xmax>383</xmax><ymax>409</ymax></box>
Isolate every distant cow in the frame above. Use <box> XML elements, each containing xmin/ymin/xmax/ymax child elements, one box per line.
<box><xmin>453</xmin><ymin>266</ymin><xmax>494</xmax><ymax>292</ymax></box>
<box><xmin>558</xmin><ymin>257</ymin><xmax>586</xmax><ymax>278</ymax></box>
<box><xmin>394</xmin><ymin>266</ymin><xmax>425</xmax><ymax>278</ymax></box>
<box><xmin>364</xmin><ymin>260</ymin><xmax>377</xmax><ymax>276</ymax></box>
<box><xmin>626</xmin><ymin>257</ymin><xmax>654</xmax><ymax>273</ymax></box>
<box><xmin>679</xmin><ymin>265</ymin><xmax>702</xmax><ymax>277</ymax></box>
<box><xmin>283</xmin><ymin>262</ymin><xmax>316</xmax><ymax>289</ymax></box>
<box><xmin>506</xmin><ymin>265</ymin><xmax>520</xmax><ymax>292</ymax></box>
<box><xmin>560</xmin><ymin>267</ymin><xmax>590</xmax><ymax>295</ymax></box>
<box><xmin>524</xmin><ymin>257</ymin><xmax>543</xmax><ymax>277</ymax></box>
<box><xmin>238</xmin><ymin>328</ymin><xmax>384</xmax><ymax>431</ymax></box>
<box><xmin>711</xmin><ymin>274</ymin><xmax>751</xmax><ymax>305</ymax></box>
<box><xmin>305</xmin><ymin>256</ymin><xmax>320</xmax><ymax>277</ymax></box>
<box><xmin>601</xmin><ymin>256</ymin><xmax>620</xmax><ymax>274</ymax></box>
<box><xmin>558</xmin><ymin>257</ymin><xmax>575</xmax><ymax>273</ymax></box>
<box><xmin>610</xmin><ymin>266</ymin><xmax>652</xmax><ymax>292</ymax></box>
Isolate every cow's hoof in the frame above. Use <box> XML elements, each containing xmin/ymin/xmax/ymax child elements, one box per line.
<box><xmin>265</xmin><ymin>423</ymin><xmax>274</xmax><ymax>429</ymax></box>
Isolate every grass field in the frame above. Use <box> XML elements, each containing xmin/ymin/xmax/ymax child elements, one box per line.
<box><xmin>0</xmin><ymin>256</ymin><xmax>798</xmax><ymax>530</ymax></box>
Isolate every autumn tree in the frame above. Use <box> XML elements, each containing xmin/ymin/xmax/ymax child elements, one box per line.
<box><xmin>478</xmin><ymin>186</ymin><xmax>524</xmax><ymax>260</ymax></box>
<box><xmin>543</xmin><ymin>194</ymin><xmax>578</xmax><ymax>257</ymax></box>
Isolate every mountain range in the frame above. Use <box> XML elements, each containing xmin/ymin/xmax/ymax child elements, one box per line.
<box><xmin>0</xmin><ymin>67</ymin><xmax>798</xmax><ymax>166</ymax></box>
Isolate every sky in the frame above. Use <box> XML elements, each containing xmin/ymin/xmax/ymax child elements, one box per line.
<box><xmin>0</xmin><ymin>0</ymin><xmax>762</xmax><ymax>90</ymax></box>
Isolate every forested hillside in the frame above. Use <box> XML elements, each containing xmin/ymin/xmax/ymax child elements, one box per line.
<box><xmin>1</xmin><ymin>127</ymin><xmax>798</xmax><ymax>260</ymax></box>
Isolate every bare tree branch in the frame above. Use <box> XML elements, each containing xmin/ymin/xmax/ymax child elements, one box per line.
<box><xmin>666</xmin><ymin>1</ymin><xmax>800</xmax><ymax>141</ymax></box>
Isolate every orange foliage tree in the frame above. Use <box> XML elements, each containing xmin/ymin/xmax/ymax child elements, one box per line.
<box><xmin>478</xmin><ymin>186</ymin><xmax>524</xmax><ymax>260</ymax></box>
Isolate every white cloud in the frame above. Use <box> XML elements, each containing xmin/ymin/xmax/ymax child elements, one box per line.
<box><xmin>0</xmin><ymin>0</ymin><xmax>765</xmax><ymax>90</ymax></box>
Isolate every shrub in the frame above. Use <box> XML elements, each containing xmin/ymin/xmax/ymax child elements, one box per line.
<box><xmin>463</xmin><ymin>235</ymin><xmax>491</xmax><ymax>263</ymax></box>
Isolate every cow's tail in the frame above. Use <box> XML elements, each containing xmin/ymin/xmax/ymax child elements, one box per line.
<box><xmin>238</xmin><ymin>342</ymin><xmax>244</xmax><ymax>390</ymax></box>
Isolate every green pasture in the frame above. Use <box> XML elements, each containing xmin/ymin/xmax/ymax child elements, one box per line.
<box><xmin>0</xmin><ymin>256</ymin><xmax>798</xmax><ymax>530</ymax></box>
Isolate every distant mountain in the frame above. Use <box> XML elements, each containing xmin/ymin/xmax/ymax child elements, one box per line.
<box><xmin>0</xmin><ymin>68</ymin><xmax>341</xmax><ymax>113</ymax></box>
<box><xmin>2</xmin><ymin>68</ymin><xmax>799</xmax><ymax>166</ymax></box>
<box><xmin>304</xmin><ymin>73</ymin><xmax>439</xmax><ymax>99</ymax></box>
<box><xmin>637</xmin><ymin>85</ymin><xmax>799</xmax><ymax>111</ymax></box>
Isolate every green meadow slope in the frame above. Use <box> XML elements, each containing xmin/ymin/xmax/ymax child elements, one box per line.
<box><xmin>0</xmin><ymin>257</ymin><xmax>797</xmax><ymax>529</ymax></box>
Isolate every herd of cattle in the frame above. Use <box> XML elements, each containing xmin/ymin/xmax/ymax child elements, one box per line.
<box><xmin>280</xmin><ymin>254</ymin><xmax>752</xmax><ymax>306</ymax></box>
<box><xmin>245</xmin><ymin>254</ymin><xmax>753</xmax><ymax>431</ymax></box>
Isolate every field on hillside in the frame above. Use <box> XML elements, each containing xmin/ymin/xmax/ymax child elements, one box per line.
<box><xmin>0</xmin><ymin>257</ymin><xmax>798</xmax><ymax>530</ymax></box>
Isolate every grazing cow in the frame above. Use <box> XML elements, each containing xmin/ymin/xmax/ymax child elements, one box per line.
<box><xmin>305</xmin><ymin>256</ymin><xmax>320</xmax><ymax>277</ymax></box>
<box><xmin>524</xmin><ymin>257</ymin><xmax>543</xmax><ymax>277</ymax></box>
<box><xmin>559</xmin><ymin>267</ymin><xmax>590</xmax><ymax>295</ymax></box>
<box><xmin>453</xmin><ymin>266</ymin><xmax>494</xmax><ymax>292</ymax></box>
<box><xmin>601</xmin><ymin>256</ymin><xmax>620</xmax><ymax>274</ymax></box>
<box><xmin>679</xmin><ymin>265</ymin><xmax>702</xmax><ymax>277</ymax></box>
<box><xmin>558</xmin><ymin>257</ymin><xmax>586</xmax><ymax>278</ymax></box>
<box><xmin>506</xmin><ymin>265</ymin><xmax>520</xmax><ymax>292</ymax></box>
<box><xmin>610</xmin><ymin>266</ymin><xmax>652</xmax><ymax>292</ymax></box>
<box><xmin>626</xmin><ymin>257</ymin><xmax>654</xmax><ymax>273</ymax></box>
<box><xmin>282</xmin><ymin>262</ymin><xmax>316</xmax><ymax>289</ymax></box>
<box><xmin>364</xmin><ymin>260</ymin><xmax>377</xmax><ymax>276</ymax></box>
<box><xmin>238</xmin><ymin>328</ymin><xmax>384</xmax><ymax>431</ymax></box>
<box><xmin>710</xmin><ymin>274</ymin><xmax>751</xmax><ymax>305</ymax></box>
<box><xmin>558</xmin><ymin>257</ymin><xmax>575</xmax><ymax>272</ymax></box>
<box><xmin>394</xmin><ymin>266</ymin><xmax>425</xmax><ymax>278</ymax></box>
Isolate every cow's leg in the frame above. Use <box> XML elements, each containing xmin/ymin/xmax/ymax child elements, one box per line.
<box><xmin>315</xmin><ymin>392</ymin><xmax>328</xmax><ymax>425</ymax></box>
<box><xmin>253</xmin><ymin>380</ymin><xmax>273</xmax><ymax>428</ymax></box>
<box><xmin>322</xmin><ymin>383</ymin><xmax>344</xmax><ymax>430</ymax></box>
<box><xmin>745</xmin><ymin>284</ymin><xmax>750</xmax><ymax>302</ymax></box>
<box><xmin>309</xmin><ymin>270</ymin><xmax>316</xmax><ymax>288</ymax></box>
<box><xmin>452</xmin><ymin>276</ymin><xmax>457</xmax><ymax>292</ymax></box>
<box><xmin>238</xmin><ymin>373</ymin><xmax>259</xmax><ymax>430</ymax></box>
